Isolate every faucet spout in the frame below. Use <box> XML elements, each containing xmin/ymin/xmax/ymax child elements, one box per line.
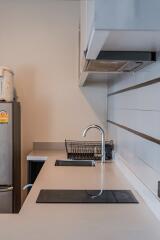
<box><xmin>82</xmin><ymin>124</ymin><xmax>105</xmax><ymax>163</ymax></box>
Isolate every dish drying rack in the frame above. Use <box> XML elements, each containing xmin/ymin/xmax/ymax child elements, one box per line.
<box><xmin>65</xmin><ymin>140</ymin><xmax>113</xmax><ymax>161</ymax></box>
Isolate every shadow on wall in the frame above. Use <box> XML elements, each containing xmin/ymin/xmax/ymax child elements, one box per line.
<box><xmin>15</xmin><ymin>65</ymin><xmax>36</xmax><ymax>151</ymax></box>
<box><xmin>16</xmin><ymin>65</ymin><xmax>54</xmax><ymax>147</ymax></box>
<box><xmin>80</xmin><ymin>81</ymin><xmax>108</xmax><ymax>130</ymax></box>
<box><xmin>15</xmin><ymin>65</ymin><xmax>53</xmax><ymax>203</ymax></box>
<box><xmin>15</xmin><ymin>65</ymin><xmax>36</xmax><ymax>203</ymax></box>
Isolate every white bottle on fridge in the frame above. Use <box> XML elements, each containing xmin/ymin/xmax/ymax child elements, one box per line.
<box><xmin>0</xmin><ymin>66</ymin><xmax>14</xmax><ymax>102</ymax></box>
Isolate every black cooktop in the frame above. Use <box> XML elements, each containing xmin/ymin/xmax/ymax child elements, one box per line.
<box><xmin>36</xmin><ymin>190</ymin><xmax>139</xmax><ymax>204</ymax></box>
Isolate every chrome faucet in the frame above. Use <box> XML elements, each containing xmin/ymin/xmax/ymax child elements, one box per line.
<box><xmin>83</xmin><ymin>124</ymin><xmax>105</xmax><ymax>163</ymax></box>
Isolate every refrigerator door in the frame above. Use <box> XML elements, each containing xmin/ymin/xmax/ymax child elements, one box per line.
<box><xmin>0</xmin><ymin>103</ymin><xmax>12</xmax><ymax>185</ymax></box>
<box><xmin>0</xmin><ymin>185</ymin><xmax>13</xmax><ymax>213</ymax></box>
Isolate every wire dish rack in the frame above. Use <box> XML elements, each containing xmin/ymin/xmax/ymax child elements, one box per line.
<box><xmin>65</xmin><ymin>140</ymin><xmax>114</xmax><ymax>161</ymax></box>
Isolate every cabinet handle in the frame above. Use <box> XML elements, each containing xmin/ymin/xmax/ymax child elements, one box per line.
<box><xmin>23</xmin><ymin>184</ymin><xmax>33</xmax><ymax>190</ymax></box>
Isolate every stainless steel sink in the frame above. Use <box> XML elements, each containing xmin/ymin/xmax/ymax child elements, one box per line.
<box><xmin>55</xmin><ymin>159</ymin><xmax>95</xmax><ymax>167</ymax></box>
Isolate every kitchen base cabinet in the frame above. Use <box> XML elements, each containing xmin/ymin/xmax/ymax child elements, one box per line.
<box><xmin>28</xmin><ymin>161</ymin><xmax>44</xmax><ymax>186</ymax></box>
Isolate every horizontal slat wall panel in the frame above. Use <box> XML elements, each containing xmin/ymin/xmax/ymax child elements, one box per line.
<box><xmin>108</xmin><ymin>83</ymin><xmax>160</xmax><ymax>111</ymax></box>
<box><xmin>108</xmin><ymin>123</ymin><xmax>160</xmax><ymax>195</ymax></box>
<box><xmin>108</xmin><ymin>61</ymin><xmax>160</xmax><ymax>94</ymax></box>
<box><xmin>108</xmin><ymin>109</ymin><xmax>160</xmax><ymax>139</ymax></box>
<box><xmin>107</xmin><ymin>62</ymin><xmax>160</xmax><ymax>198</ymax></box>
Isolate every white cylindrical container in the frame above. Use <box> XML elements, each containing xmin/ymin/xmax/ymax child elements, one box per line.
<box><xmin>0</xmin><ymin>67</ymin><xmax>14</xmax><ymax>102</ymax></box>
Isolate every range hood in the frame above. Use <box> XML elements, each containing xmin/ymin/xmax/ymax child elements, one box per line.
<box><xmin>83</xmin><ymin>51</ymin><xmax>156</xmax><ymax>73</ymax></box>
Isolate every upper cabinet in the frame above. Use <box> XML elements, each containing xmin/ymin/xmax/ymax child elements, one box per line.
<box><xmin>79</xmin><ymin>0</ymin><xmax>160</xmax><ymax>86</ymax></box>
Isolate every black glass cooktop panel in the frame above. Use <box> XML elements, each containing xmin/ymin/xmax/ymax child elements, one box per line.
<box><xmin>36</xmin><ymin>190</ymin><xmax>139</xmax><ymax>204</ymax></box>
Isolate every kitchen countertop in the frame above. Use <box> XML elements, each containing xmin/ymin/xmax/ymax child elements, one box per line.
<box><xmin>0</xmin><ymin>150</ymin><xmax>160</xmax><ymax>240</ymax></box>
<box><xmin>26</xmin><ymin>153</ymin><xmax>48</xmax><ymax>161</ymax></box>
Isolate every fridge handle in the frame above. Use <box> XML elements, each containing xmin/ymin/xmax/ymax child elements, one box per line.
<box><xmin>0</xmin><ymin>186</ymin><xmax>13</xmax><ymax>192</ymax></box>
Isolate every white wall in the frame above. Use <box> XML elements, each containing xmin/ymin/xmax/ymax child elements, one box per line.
<box><xmin>108</xmin><ymin>63</ymin><xmax>160</xmax><ymax>197</ymax></box>
<box><xmin>0</xmin><ymin>0</ymin><xmax>107</xmax><ymax>202</ymax></box>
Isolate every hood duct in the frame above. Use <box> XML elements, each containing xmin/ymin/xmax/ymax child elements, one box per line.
<box><xmin>84</xmin><ymin>51</ymin><xmax>156</xmax><ymax>73</ymax></box>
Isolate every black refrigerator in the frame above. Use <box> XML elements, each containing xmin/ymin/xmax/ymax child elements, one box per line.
<box><xmin>0</xmin><ymin>101</ymin><xmax>21</xmax><ymax>213</ymax></box>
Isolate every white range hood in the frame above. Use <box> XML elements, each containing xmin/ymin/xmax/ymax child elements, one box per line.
<box><xmin>80</xmin><ymin>0</ymin><xmax>160</xmax><ymax>86</ymax></box>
